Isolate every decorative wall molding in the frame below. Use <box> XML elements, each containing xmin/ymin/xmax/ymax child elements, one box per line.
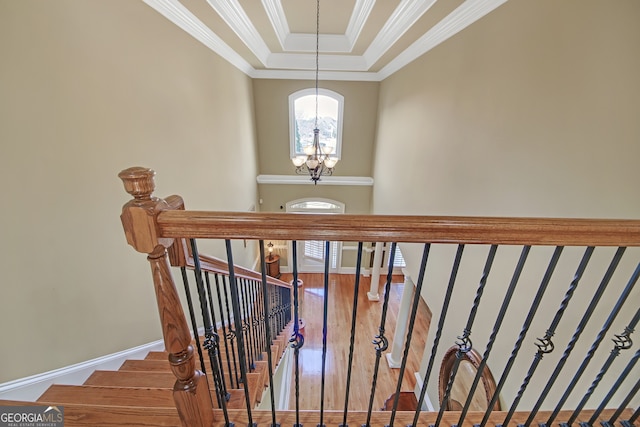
<box><xmin>257</xmin><ymin>175</ymin><xmax>374</xmax><ymax>186</ymax></box>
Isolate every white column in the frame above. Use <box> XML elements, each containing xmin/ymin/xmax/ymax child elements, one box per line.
<box><xmin>386</xmin><ymin>273</ymin><xmax>414</xmax><ymax>368</ymax></box>
<box><xmin>367</xmin><ymin>242</ymin><xmax>384</xmax><ymax>301</ymax></box>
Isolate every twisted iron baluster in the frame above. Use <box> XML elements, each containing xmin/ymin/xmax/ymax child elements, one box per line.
<box><xmin>501</xmin><ymin>246</ymin><xmax>594</xmax><ymax>427</ymax></box>
<box><xmin>545</xmin><ymin>248</ymin><xmax>631</xmax><ymax>426</ymax></box>
<box><xmin>179</xmin><ymin>267</ymin><xmax>207</xmax><ymax>375</ymax></box>
<box><xmin>205</xmin><ymin>271</ymin><xmax>229</xmax><ymax>401</ymax></box>
<box><xmin>189</xmin><ymin>239</ymin><xmax>230</xmax><ymax>421</ymax></box>
<box><xmin>479</xmin><ymin>246</ymin><xmax>564</xmax><ymax>427</ymax></box>
<box><xmin>291</xmin><ymin>241</ymin><xmax>303</xmax><ymax>427</ymax></box>
<box><xmin>341</xmin><ymin>242</ymin><xmax>364</xmax><ymax>427</ymax></box>
<box><xmin>588</xmin><ymin>348</ymin><xmax>640</xmax><ymax>425</ymax></box>
<box><xmin>566</xmin><ymin>263</ymin><xmax>640</xmax><ymax>426</ymax></box>
<box><xmin>240</xmin><ymin>278</ymin><xmax>256</xmax><ymax>370</ymax></box>
<box><xmin>525</xmin><ymin>247</ymin><xmax>625</xmax><ymax>426</ymax></box>
<box><xmin>259</xmin><ymin>241</ymin><xmax>279</xmax><ymax>427</ymax></box>
<box><xmin>457</xmin><ymin>245</ymin><xmax>530</xmax><ymax>427</ymax></box>
<box><xmin>435</xmin><ymin>245</ymin><xmax>497</xmax><ymax>427</ymax></box>
<box><xmin>221</xmin><ymin>275</ymin><xmax>241</xmax><ymax>387</ymax></box>
<box><xmin>214</xmin><ymin>273</ymin><xmax>237</xmax><ymax>389</ymax></box>
<box><xmin>364</xmin><ymin>242</ymin><xmax>397</xmax><ymax>427</ymax></box>
<box><xmin>412</xmin><ymin>245</ymin><xmax>465</xmax><ymax>427</ymax></box>
<box><xmin>225</xmin><ymin>240</ymin><xmax>254</xmax><ymax>427</ymax></box>
<box><xmin>389</xmin><ymin>244</ymin><xmax>430</xmax><ymax>427</ymax></box>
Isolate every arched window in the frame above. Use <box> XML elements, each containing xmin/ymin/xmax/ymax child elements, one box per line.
<box><xmin>289</xmin><ymin>88</ymin><xmax>344</xmax><ymax>160</ymax></box>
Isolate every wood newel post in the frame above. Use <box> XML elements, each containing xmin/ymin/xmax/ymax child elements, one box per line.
<box><xmin>118</xmin><ymin>167</ymin><xmax>214</xmax><ymax>427</ymax></box>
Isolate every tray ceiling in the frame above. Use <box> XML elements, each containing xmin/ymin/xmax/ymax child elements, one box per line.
<box><xmin>143</xmin><ymin>0</ymin><xmax>509</xmax><ymax>81</ymax></box>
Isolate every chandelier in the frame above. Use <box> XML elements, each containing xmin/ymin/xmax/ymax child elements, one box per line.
<box><xmin>291</xmin><ymin>0</ymin><xmax>338</xmax><ymax>185</ymax></box>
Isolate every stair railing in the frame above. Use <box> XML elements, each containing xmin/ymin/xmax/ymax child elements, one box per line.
<box><xmin>119</xmin><ymin>166</ymin><xmax>640</xmax><ymax>427</ymax></box>
<box><xmin>167</xmin><ymin>234</ymin><xmax>292</xmax><ymax>410</ymax></box>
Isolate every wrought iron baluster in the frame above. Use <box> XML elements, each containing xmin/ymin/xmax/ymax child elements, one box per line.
<box><xmin>259</xmin><ymin>241</ymin><xmax>279</xmax><ymax>427</ymax></box>
<box><xmin>457</xmin><ymin>245</ymin><xmax>530</xmax><ymax>427</ymax></box>
<box><xmin>319</xmin><ymin>240</ymin><xmax>331</xmax><ymax>427</ymax></box>
<box><xmin>256</xmin><ymin>279</ymin><xmax>267</xmax><ymax>357</ymax></box>
<box><xmin>189</xmin><ymin>239</ymin><xmax>230</xmax><ymax>423</ymax></box>
<box><xmin>341</xmin><ymin>242</ymin><xmax>364</xmax><ymax>427</ymax></box>
<box><xmin>291</xmin><ymin>241</ymin><xmax>303</xmax><ymax>427</ymax></box>
<box><xmin>435</xmin><ymin>245</ymin><xmax>498</xmax><ymax>427</ymax></box>
<box><xmin>249</xmin><ymin>279</ymin><xmax>261</xmax><ymax>362</ymax></box>
<box><xmin>412</xmin><ymin>244</ymin><xmax>465</xmax><ymax>427</ymax></box>
<box><xmin>501</xmin><ymin>246</ymin><xmax>594</xmax><ymax>427</ymax></box>
<box><xmin>364</xmin><ymin>242</ymin><xmax>397</xmax><ymax>427</ymax></box>
<box><xmin>566</xmin><ymin>263</ymin><xmax>640</xmax><ymax>426</ymax></box>
<box><xmin>389</xmin><ymin>244</ymin><xmax>430</xmax><ymax>427</ymax></box>
<box><xmin>205</xmin><ymin>271</ymin><xmax>229</xmax><ymax>401</ymax></box>
<box><xmin>588</xmin><ymin>348</ymin><xmax>640</xmax><ymax>426</ymax></box>
<box><xmin>240</xmin><ymin>278</ymin><xmax>257</xmax><ymax>370</ymax></box>
<box><xmin>621</xmin><ymin>403</ymin><xmax>640</xmax><ymax>427</ymax></box>
<box><xmin>607</xmin><ymin>367</ymin><xmax>640</xmax><ymax>426</ymax></box>
<box><xmin>526</xmin><ymin>247</ymin><xmax>625</xmax><ymax>427</ymax></box>
<box><xmin>221</xmin><ymin>275</ymin><xmax>241</xmax><ymax>388</ymax></box>
<box><xmin>214</xmin><ymin>273</ymin><xmax>238</xmax><ymax>389</ymax></box>
<box><xmin>225</xmin><ymin>240</ymin><xmax>254</xmax><ymax>427</ymax></box>
<box><xmin>179</xmin><ymin>267</ymin><xmax>207</xmax><ymax>375</ymax></box>
<box><xmin>545</xmin><ymin>248</ymin><xmax>630</xmax><ymax>426</ymax></box>
<box><xmin>479</xmin><ymin>246</ymin><xmax>563</xmax><ymax>427</ymax></box>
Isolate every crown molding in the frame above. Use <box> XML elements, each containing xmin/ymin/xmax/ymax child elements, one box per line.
<box><xmin>143</xmin><ymin>0</ymin><xmax>254</xmax><ymax>74</ymax></box>
<box><xmin>206</xmin><ymin>0</ymin><xmax>271</xmax><ymax>65</ymax></box>
<box><xmin>345</xmin><ymin>0</ymin><xmax>377</xmax><ymax>48</ymax></box>
<box><xmin>267</xmin><ymin>53</ymin><xmax>369</xmax><ymax>72</ymax></box>
<box><xmin>363</xmin><ymin>0</ymin><xmax>437</xmax><ymax>68</ymax></box>
<box><xmin>378</xmin><ymin>0</ymin><xmax>509</xmax><ymax>79</ymax></box>
<box><xmin>257</xmin><ymin>175</ymin><xmax>374</xmax><ymax>186</ymax></box>
<box><xmin>250</xmin><ymin>69</ymin><xmax>381</xmax><ymax>82</ymax></box>
<box><xmin>261</xmin><ymin>0</ymin><xmax>289</xmax><ymax>48</ymax></box>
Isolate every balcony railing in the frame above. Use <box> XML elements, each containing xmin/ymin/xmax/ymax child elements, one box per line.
<box><xmin>119</xmin><ymin>166</ymin><xmax>640</xmax><ymax>427</ymax></box>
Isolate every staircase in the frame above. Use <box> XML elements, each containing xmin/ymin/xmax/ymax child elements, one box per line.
<box><xmin>0</xmin><ymin>322</ymin><xmax>294</xmax><ymax>426</ymax></box>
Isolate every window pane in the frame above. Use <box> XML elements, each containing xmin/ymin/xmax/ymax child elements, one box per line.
<box><xmin>294</xmin><ymin>94</ymin><xmax>338</xmax><ymax>156</ymax></box>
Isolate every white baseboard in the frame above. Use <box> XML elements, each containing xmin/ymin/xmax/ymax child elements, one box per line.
<box><xmin>0</xmin><ymin>339</ymin><xmax>165</xmax><ymax>402</ymax></box>
<box><xmin>414</xmin><ymin>371</ymin><xmax>435</xmax><ymax>411</ymax></box>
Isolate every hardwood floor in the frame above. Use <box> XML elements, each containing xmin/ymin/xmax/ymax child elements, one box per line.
<box><xmin>279</xmin><ymin>273</ymin><xmax>432</xmax><ymax>412</ymax></box>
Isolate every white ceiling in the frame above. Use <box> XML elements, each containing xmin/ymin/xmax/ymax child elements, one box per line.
<box><xmin>143</xmin><ymin>0</ymin><xmax>509</xmax><ymax>81</ymax></box>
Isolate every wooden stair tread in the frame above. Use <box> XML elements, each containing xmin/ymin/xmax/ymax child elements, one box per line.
<box><xmin>84</xmin><ymin>370</ymin><xmax>176</xmax><ymax>388</ymax></box>
<box><xmin>0</xmin><ymin>400</ymin><xmax>181</xmax><ymax>426</ymax></box>
<box><xmin>0</xmin><ymin>400</ymin><xmax>631</xmax><ymax>426</ymax></box>
<box><xmin>38</xmin><ymin>384</ymin><xmax>174</xmax><ymax>408</ymax></box>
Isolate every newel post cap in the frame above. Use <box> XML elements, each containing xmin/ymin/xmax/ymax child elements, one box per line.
<box><xmin>119</xmin><ymin>166</ymin><xmax>173</xmax><ymax>254</ymax></box>
<box><xmin>118</xmin><ymin>166</ymin><xmax>156</xmax><ymax>200</ymax></box>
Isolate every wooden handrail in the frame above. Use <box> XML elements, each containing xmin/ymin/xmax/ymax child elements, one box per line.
<box><xmin>156</xmin><ymin>211</ymin><xmax>640</xmax><ymax>247</ymax></box>
<box><xmin>168</xmin><ymin>237</ymin><xmax>291</xmax><ymax>288</ymax></box>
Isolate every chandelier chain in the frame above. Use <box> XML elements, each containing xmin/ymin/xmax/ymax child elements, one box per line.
<box><xmin>315</xmin><ymin>0</ymin><xmax>320</xmax><ymax>130</ymax></box>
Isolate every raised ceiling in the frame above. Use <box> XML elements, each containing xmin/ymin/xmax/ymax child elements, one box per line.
<box><xmin>144</xmin><ymin>0</ymin><xmax>509</xmax><ymax>81</ymax></box>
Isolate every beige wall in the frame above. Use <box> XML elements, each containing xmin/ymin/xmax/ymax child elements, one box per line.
<box><xmin>0</xmin><ymin>0</ymin><xmax>259</xmax><ymax>383</ymax></box>
<box><xmin>373</xmin><ymin>0</ymin><xmax>639</xmax><ymax>409</ymax></box>
<box><xmin>252</xmin><ymin>79</ymin><xmax>378</xmax><ymax>214</ymax></box>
